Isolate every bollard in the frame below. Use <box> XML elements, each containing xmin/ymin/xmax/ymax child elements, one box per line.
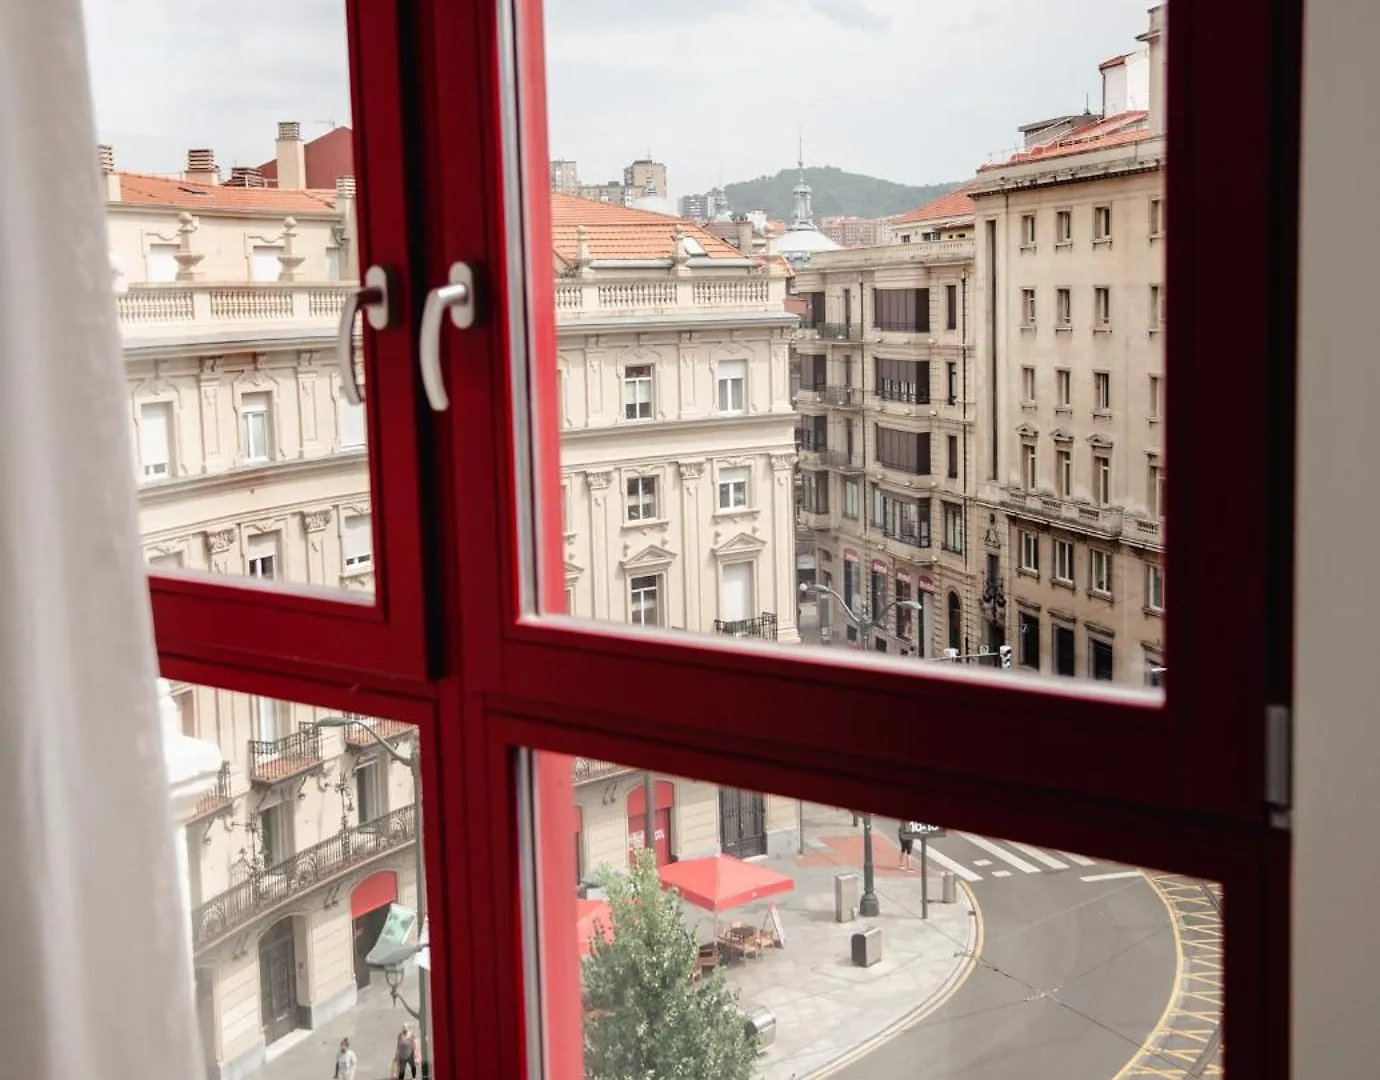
<box><xmin>834</xmin><ymin>872</ymin><xmax>860</xmax><ymax>922</ymax></box>
<box><xmin>941</xmin><ymin>870</ymin><xmax>957</xmax><ymax>904</ymax></box>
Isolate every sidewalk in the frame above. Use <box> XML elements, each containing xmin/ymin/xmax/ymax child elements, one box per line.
<box><xmin>255</xmin><ymin>807</ymin><xmax>978</xmax><ymax>1080</ymax></box>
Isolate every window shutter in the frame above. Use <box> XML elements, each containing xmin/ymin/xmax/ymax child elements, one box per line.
<box><xmin>339</xmin><ymin>399</ymin><xmax>366</xmax><ymax>447</ymax></box>
<box><xmin>343</xmin><ymin>514</ymin><xmax>373</xmax><ymax>564</ymax></box>
<box><xmin>251</xmin><ymin>246</ymin><xmax>282</xmax><ymax>283</ymax></box>
<box><xmin>139</xmin><ymin>402</ymin><xmax>171</xmax><ymax>468</ymax></box>
<box><xmin>246</xmin><ymin>532</ymin><xmax>276</xmax><ymax>562</ymax></box>
<box><xmin>146</xmin><ymin>243</ymin><xmax>178</xmax><ymax>283</ymax></box>
<box><xmin>720</xmin><ymin>563</ymin><xmax>752</xmax><ymax>622</ymax></box>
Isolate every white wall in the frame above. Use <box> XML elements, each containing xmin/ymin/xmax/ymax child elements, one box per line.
<box><xmin>1293</xmin><ymin>0</ymin><xmax>1380</xmax><ymax>1071</ymax></box>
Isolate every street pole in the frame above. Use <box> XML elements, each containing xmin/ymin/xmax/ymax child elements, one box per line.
<box><xmin>643</xmin><ymin>772</ymin><xmax>657</xmax><ymax>862</ymax></box>
<box><xmin>920</xmin><ymin>834</ymin><xmax>929</xmax><ymax>920</ymax></box>
<box><xmin>411</xmin><ymin>744</ymin><xmax>431</xmax><ymax>1080</ymax></box>
<box><xmin>859</xmin><ymin>814</ymin><xmax>880</xmax><ymax>917</ymax></box>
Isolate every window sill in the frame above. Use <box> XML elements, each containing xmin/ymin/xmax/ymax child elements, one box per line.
<box><xmin>1019</xmin><ymin>324</ymin><xmax>1037</xmax><ymax>333</ymax></box>
<box><xmin>1148</xmin><ymin>232</ymin><xmax>1163</xmax><ymax>242</ymax></box>
<box><xmin>342</xmin><ymin>562</ymin><xmax>374</xmax><ymax>578</ymax></box>
<box><xmin>713</xmin><ymin>507</ymin><xmax>759</xmax><ymax>522</ymax></box>
<box><xmin>1093</xmin><ymin>237</ymin><xmax>1113</xmax><ymax>247</ymax></box>
<box><xmin>1054</xmin><ymin>240</ymin><xmax>1073</xmax><ymax>250</ymax></box>
<box><xmin>1092</xmin><ymin>409</ymin><xmax>1113</xmax><ymax>419</ymax></box>
<box><xmin>1019</xmin><ymin>244</ymin><xmax>1037</xmax><ymax>253</ymax></box>
<box><xmin>1020</xmin><ymin>400</ymin><xmax>1037</xmax><ymax>411</ymax></box>
<box><xmin>941</xmin><ymin>545</ymin><xmax>964</xmax><ymax>556</ymax></box>
<box><xmin>1087</xmin><ymin>588</ymin><xmax>1114</xmax><ymax>603</ymax></box>
<box><xmin>1143</xmin><ymin>605</ymin><xmax>1164</xmax><ymax>618</ymax></box>
<box><xmin>622</xmin><ymin>516</ymin><xmax>671</xmax><ymax>531</ymax></box>
<box><xmin>1017</xmin><ymin>566</ymin><xmax>1039</xmax><ymax>580</ymax></box>
<box><xmin>1093</xmin><ymin>326</ymin><xmax>1113</xmax><ymax>335</ymax></box>
<box><xmin>1148</xmin><ymin>415</ymin><xmax>1162</xmax><ymax>424</ymax></box>
<box><xmin>1054</xmin><ymin>405</ymin><xmax>1073</xmax><ymax>415</ymax></box>
<box><xmin>1052</xmin><ymin>578</ymin><xmax>1075</xmax><ymax>592</ymax></box>
<box><xmin>1055</xmin><ymin>325</ymin><xmax>1073</xmax><ymax>333</ymax></box>
<box><xmin>1147</xmin><ymin>327</ymin><xmax>1162</xmax><ymax>336</ymax></box>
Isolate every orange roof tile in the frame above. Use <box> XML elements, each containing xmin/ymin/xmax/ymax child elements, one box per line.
<box><xmin>550</xmin><ymin>193</ymin><xmax>744</xmax><ymax>261</ymax></box>
<box><xmin>978</xmin><ymin>111</ymin><xmax>1151</xmax><ymax>171</ymax></box>
<box><xmin>113</xmin><ymin>172</ymin><xmax>339</xmax><ymax>214</ymax></box>
<box><xmin>892</xmin><ymin>183</ymin><xmax>977</xmax><ymax>226</ymax></box>
<box><xmin>1099</xmin><ymin>52</ymin><xmax>1131</xmax><ymax>70</ymax></box>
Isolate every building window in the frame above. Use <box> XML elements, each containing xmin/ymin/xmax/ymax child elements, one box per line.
<box><xmin>623</xmin><ymin>364</ymin><xmax>653</xmax><ymax>420</ymax></box>
<box><xmin>241</xmin><ymin>392</ymin><xmax>272</xmax><ymax>463</ymax></box>
<box><xmin>842</xmin><ymin>478</ymin><xmax>859</xmax><ymax>520</ymax></box>
<box><xmin>1093</xmin><ymin>204</ymin><xmax>1112</xmax><ymax>241</ymax></box>
<box><xmin>1020</xmin><ymin>288</ymin><xmax>1036</xmax><ymax>327</ymax></box>
<box><xmin>251</xmin><ymin>245</ymin><xmax>282</xmax><ymax>283</ymax></box>
<box><xmin>1056</xmin><ymin>369</ymin><xmax>1072</xmax><ymax>407</ymax></box>
<box><xmin>716</xmin><ymin>359</ymin><xmax>746</xmax><ymax>414</ymax></box>
<box><xmin>869</xmin><ymin>569</ymin><xmax>887</xmax><ymax>622</ymax></box>
<box><xmin>1090</xmin><ymin>548</ymin><xmax>1112</xmax><ymax>595</ymax></box>
<box><xmin>1094</xmin><ymin>286</ymin><xmax>1111</xmax><ymax>328</ymax></box>
<box><xmin>146</xmin><ymin>242</ymin><xmax>179</xmax><ymax>283</ymax></box>
<box><xmin>1094</xmin><ymin>455</ymin><xmax>1111</xmax><ymax>505</ymax></box>
<box><xmin>947</xmin><ymin>435</ymin><xmax>959</xmax><ymax>479</ymax></box>
<box><xmin>874</xmin><ymin>426</ymin><xmax>931</xmax><ymax>475</ymax></box>
<box><xmin>801</xmin><ymin>470</ymin><xmax>830</xmax><ymax>514</ymax></box>
<box><xmin>895</xmin><ymin>577</ymin><xmax>914</xmax><ymax>641</ymax></box>
<box><xmin>343</xmin><ymin>514</ymin><xmax>373</xmax><ymax>569</ymax></box>
<box><xmin>872</xmin><ymin>288</ymin><xmax>930</xmax><ymax>332</ymax></box>
<box><xmin>875</xmin><ymin>357</ymin><xmax>929</xmax><ymax>404</ymax></box>
<box><xmin>1056</xmin><ymin>449</ymin><xmax>1072</xmax><ymax>496</ymax></box>
<box><xmin>1019</xmin><ymin>531</ymin><xmax>1039</xmax><ymax>573</ymax></box>
<box><xmin>355</xmin><ymin>759</ymin><xmax>384</xmax><ymax>824</ymax></box>
<box><xmin>942</xmin><ymin>502</ymin><xmax>964</xmax><ymax>553</ymax></box>
<box><xmin>247</xmin><ymin>532</ymin><xmax>278</xmax><ymax>580</ymax></box>
<box><xmin>945</xmin><ymin>284</ymin><xmax>957</xmax><ymax>330</ymax></box>
<box><xmin>1094</xmin><ymin>372</ymin><xmax>1111</xmax><ymax>411</ymax></box>
<box><xmin>629</xmin><ymin>574</ymin><xmax>661</xmax><ymax>626</ymax></box>
<box><xmin>338</xmin><ymin>396</ymin><xmax>366</xmax><ymax>448</ymax></box>
<box><xmin>325</xmin><ymin>248</ymin><xmax>342</xmax><ymax>282</ymax></box>
<box><xmin>1146</xmin><ymin>563</ymin><xmax>1165</xmax><ymax>611</ymax></box>
<box><xmin>717</xmin><ymin>466</ymin><xmax>749</xmax><ymax>511</ymax></box>
<box><xmin>947</xmin><ymin>590</ymin><xmax>962</xmax><ymax>651</ymax></box>
<box><xmin>258</xmin><ymin>802</ymin><xmax>291</xmax><ymax>869</ymax></box>
<box><xmin>1056</xmin><ymin>288</ymin><xmax>1072</xmax><ymax>328</ymax></box>
<box><xmin>1149</xmin><ymin>284</ymin><xmax>1164</xmax><ymax>329</ymax></box>
<box><xmin>1054</xmin><ymin>625</ymin><xmax>1076</xmax><ymax>676</ymax></box>
<box><xmin>946</xmin><ymin>362</ymin><xmax>958</xmax><ymax>406</ymax></box>
<box><xmin>1021</xmin><ymin>366</ymin><xmax>1036</xmax><ymax>403</ymax></box>
<box><xmin>1053</xmin><ymin>538</ymin><xmax>1074</xmax><ymax>583</ymax></box>
<box><xmin>1018</xmin><ymin>611</ymin><xmax>1040</xmax><ymax>669</ymax></box>
<box><xmin>1055</xmin><ymin>209</ymin><xmax>1072</xmax><ymax>244</ymax></box>
<box><xmin>1148</xmin><ymin>375</ymin><xmax>1162</xmax><ymax>419</ymax></box>
<box><xmin>1149</xmin><ymin>464</ymin><xmax>1164</xmax><ymax>517</ymax></box>
<box><xmin>1023</xmin><ymin>443</ymin><xmax>1037</xmax><ymax>490</ymax></box>
<box><xmin>1148</xmin><ymin>197</ymin><xmax>1163</xmax><ymax>237</ymax></box>
<box><xmin>720</xmin><ymin>562</ymin><xmax>752</xmax><ymax>623</ymax></box>
<box><xmin>1020</xmin><ymin>213</ymin><xmax>1036</xmax><ymax>246</ymax></box>
<box><xmin>138</xmin><ymin>401</ymin><xmax>173</xmax><ymax>480</ymax></box>
<box><xmin>626</xmin><ymin>475</ymin><xmax>658</xmax><ymax>522</ymax></box>
<box><xmin>1090</xmin><ymin>639</ymin><xmax>1114</xmax><ymax>681</ymax></box>
<box><xmin>843</xmin><ymin>559</ymin><xmax>860</xmax><ymax>612</ymax></box>
<box><xmin>872</xmin><ymin>487</ymin><xmax>928</xmax><ymax>547</ymax></box>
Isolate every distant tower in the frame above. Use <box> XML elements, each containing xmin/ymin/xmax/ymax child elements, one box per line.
<box><xmin>791</xmin><ymin>133</ymin><xmax>815</xmax><ymax>228</ymax></box>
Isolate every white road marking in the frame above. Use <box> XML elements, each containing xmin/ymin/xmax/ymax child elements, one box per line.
<box><xmin>960</xmin><ymin>832</ymin><xmax>1043</xmax><ymax>874</ymax></box>
<box><xmin>1010</xmin><ymin>842</ymin><xmax>1069</xmax><ymax>870</ymax></box>
<box><xmin>1060</xmin><ymin>851</ymin><xmax>1097</xmax><ymax>866</ymax></box>
<box><xmin>992</xmin><ymin>870</ymin><xmax>1012</xmax><ymax>878</ymax></box>
<box><xmin>923</xmin><ymin>846</ymin><xmax>983</xmax><ymax>882</ymax></box>
<box><xmin>1080</xmin><ymin>870</ymin><xmax>1144</xmax><ymax>883</ymax></box>
<box><xmin>973</xmin><ymin>858</ymin><xmax>993</xmax><ymax>867</ymax></box>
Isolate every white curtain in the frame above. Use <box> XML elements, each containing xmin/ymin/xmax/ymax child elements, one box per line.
<box><xmin>0</xmin><ymin>2</ymin><xmax>203</xmax><ymax>1077</ymax></box>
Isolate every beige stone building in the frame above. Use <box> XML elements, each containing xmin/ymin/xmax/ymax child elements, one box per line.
<box><xmin>969</xmin><ymin>5</ymin><xmax>1167</xmax><ymax>684</ymax></box>
<box><xmin>105</xmin><ymin>132</ymin><xmax>802</xmax><ymax>1077</ymax></box>
<box><xmin>790</xmin><ymin>191</ymin><xmax>979</xmax><ymax>658</ymax></box>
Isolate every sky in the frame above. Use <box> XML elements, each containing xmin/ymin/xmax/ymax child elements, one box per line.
<box><xmin>82</xmin><ymin>0</ymin><xmax>1153</xmax><ymax>200</ymax></box>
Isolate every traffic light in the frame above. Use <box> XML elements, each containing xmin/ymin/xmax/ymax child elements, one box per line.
<box><xmin>998</xmin><ymin>644</ymin><xmax>1012</xmax><ymax>669</ymax></box>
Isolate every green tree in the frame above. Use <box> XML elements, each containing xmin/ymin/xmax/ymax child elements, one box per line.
<box><xmin>582</xmin><ymin>847</ymin><xmax>756</xmax><ymax>1080</ymax></box>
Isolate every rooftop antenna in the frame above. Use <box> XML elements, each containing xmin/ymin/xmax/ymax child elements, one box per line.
<box><xmin>310</xmin><ymin>119</ymin><xmax>338</xmax><ymax>132</ymax></box>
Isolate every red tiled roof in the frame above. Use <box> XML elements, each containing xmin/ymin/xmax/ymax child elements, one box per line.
<box><xmin>113</xmin><ymin>172</ymin><xmax>340</xmax><ymax>214</ymax></box>
<box><xmin>892</xmin><ymin>183</ymin><xmax>977</xmax><ymax>226</ymax></box>
<box><xmin>551</xmin><ymin>193</ymin><xmax>744</xmax><ymax>260</ymax></box>
<box><xmin>1099</xmin><ymin>52</ymin><xmax>1131</xmax><ymax>70</ymax></box>
<box><xmin>978</xmin><ymin>111</ymin><xmax>1151</xmax><ymax>171</ymax></box>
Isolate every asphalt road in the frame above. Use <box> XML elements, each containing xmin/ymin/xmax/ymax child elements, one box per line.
<box><xmin>833</xmin><ymin>829</ymin><xmax>1176</xmax><ymax>1080</ymax></box>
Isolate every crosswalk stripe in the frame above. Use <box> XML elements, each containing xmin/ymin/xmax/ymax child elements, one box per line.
<box><xmin>1009</xmin><ymin>842</ymin><xmax>1069</xmax><ymax>870</ymax></box>
<box><xmin>1080</xmin><ymin>870</ymin><xmax>1144</xmax><ymax>883</ymax></box>
<box><xmin>959</xmin><ymin>833</ymin><xmax>1043</xmax><ymax>873</ymax></box>
<box><xmin>923</xmin><ymin>846</ymin><xmax>983</xmax><ymax>882</ymax></box>
<box><xmin>1059</xmin><ymin>851</ymin><xmax>1097</xmax><ymax>866</ymax></box>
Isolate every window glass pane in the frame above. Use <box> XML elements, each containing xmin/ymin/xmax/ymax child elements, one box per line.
<box><xmin>84</xmin><ymin>3</ymin><xmax>387</xmax><ymax>602</ymax></box>
<box><xmin>534</xmin><ymin>0</ymin><xmax>1168</xmax><ymax>694</ymax></box>
<box><xmin>164</xmin><ymin>678</ymin><xmax>433</xmax><ymax>1080</ymax></box>
<box><xmin>523</xmin><ymin>750</ymin><xmax>1224</xmax><ymax>1080</ymax></box>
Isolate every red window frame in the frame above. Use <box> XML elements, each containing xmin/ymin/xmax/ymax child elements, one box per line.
<box><xmin>146</xmin><ymin>0</ymin><xmax>437</xmax><ymax>685</ymax></box>
<box><xmin>147</xmin><ymin>1</ymin><xmax>1301</xmax><ymax>1079</ymax></box>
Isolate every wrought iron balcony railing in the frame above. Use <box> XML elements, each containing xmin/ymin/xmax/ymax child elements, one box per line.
<box><xmin>342</xmin><ymin>716</ymin><xmax>415</xmax><ymax>750</ymax></box>
<box><xmin>573</xmin><ymin>757</ymin><xmax>637</xmax><ymax>784</ymax></box>
<box><xmin>714</xmin><ymin>613</ymin><xmax>780</xmax><ymax>640</ymax></box>
<box><xmin>191</xmin><ymin>803</ymin><xmax>417</xmax><ymax>953</ymax></box>
<box><xmin>248</xmin><ymin>725</ymin><xmax>324</xmax><ymax>786</ymax></box>
<box><xmin>818</xmin><ymin>323</ymin><xmax>863</xmax><ymax>342</ymax></box>
<box><xmin>875</xmin><ymin>387</ymin><xmax>932</xmax><ymax>406</ymax></box>
<box><xmin>880</xmin><ymin>524</ymin><xmax>931</xmax><ymax>549</ymax></box>
<box><xmin>190</xmin><ymin>761</ymin><xmax>234</xmax><ymax>822</ymax></box>
<box><xmin>819</xmin><ymin>449</ymin><xmax>864</xmax><ymax>473</ymax></box>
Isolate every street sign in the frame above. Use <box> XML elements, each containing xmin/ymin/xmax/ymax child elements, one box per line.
<box><xmin>901</xmin><ymin>822</ymin><xmax>943</xmax><ymax>839</ymax></box>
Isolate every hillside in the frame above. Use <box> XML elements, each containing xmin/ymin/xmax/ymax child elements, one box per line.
<box><xmin>722</xmin><ymin>167</ymin><xmax>963</xmax><ymax>222</ymax></box>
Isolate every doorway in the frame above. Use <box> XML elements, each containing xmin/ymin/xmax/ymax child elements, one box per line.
<box><xmin>719</xmin><ymin>788</ymin><xmax>767</xmax><ymax>858</ymax></box>
<box><xmin>258</xmin><ymin>917</ymin><xmax>297</xmax><ymax>1046</ymax></box>
<box><xmin>351</xmin><ymin>870</ymin><xmax>400</xmax><ymax>989</ymax></box>
<box><xmin>627</xmin><ymin>779</ymin><xmax>674</xmax><ymax>866</ymax></box>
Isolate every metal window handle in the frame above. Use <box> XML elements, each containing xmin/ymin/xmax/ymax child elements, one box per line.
<box><xmin>418</xmin><ymin>262</ymin><xmax>476</xmax><ymax>412</ymax></box>
<box><xmin>336</xmin><ymin>265</ymin><xmax>391</xmax><ymax>407</ymax></box>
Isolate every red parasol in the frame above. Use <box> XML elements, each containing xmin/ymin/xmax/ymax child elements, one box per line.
<box><xmin>657</xmin><ymin>854</ymin><xmax>795</xmax><ymax>913</ymax></box>
<box><xmin>576</xmin><ymin>898</ymin><xmax>613</xmax><ymax>958</ymax></box>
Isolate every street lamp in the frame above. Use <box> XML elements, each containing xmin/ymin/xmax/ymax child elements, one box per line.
<box><xmin>316</xmin><ymin>716</ymin><xmax>431</xmax><ymax>1079</ymax></box>
<box><xmin>797</xmin><ymin>582</ymin><xmax>924</xmax><ymax>917</ymax></box>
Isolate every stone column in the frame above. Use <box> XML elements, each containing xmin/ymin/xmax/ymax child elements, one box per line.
<box><xmin>678</xmin><ymin>460</ymin><xmax>705</xmax><ymax>631</ymax></box>
<box><xmin>303</xmin><ymin>509</ymin><xmax>333</xmax><ymax>586</ymax></box>
<box><xmin>585</xmin><ymin>470</ymin><xmax>613</xmax><ymax>618</ymax></box>
<box><xmin>770</xmin><ymin>452</ymin><xmax>801</xmax><ymax>642</ymax></box>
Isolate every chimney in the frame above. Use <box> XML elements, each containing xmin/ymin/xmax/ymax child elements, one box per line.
<box><xmin>276</xmin><ymin>120</ymin><xmax>307</xmax><ymax>190</ymax></box>
<box><xmin>735</xmin><ymin>216</ymin><xmax>753</xmax><ymax>254</ymax></box>
<box><xmin>98</xmin><ymin>143</ymin><xmax>120</xmax><ymax>201</ymax></box>
<box><xmin>226</xmin><ymin>166</ymin><xmax>265</xmax><ymax>188</ymax></box>
<box><xmin>1137</xmin><ymin>4</ymin><xmax>1168</xmax><ymax>136</ymax></box>
<box><xmin>186</xmin><ymin>148</ymin><xmax>218</xmax><ymax>185</ymax></box>
<box><xmin>334</xmin><ymin>177</ymin><xmax>359</xmax><ymax>280</ymax></box>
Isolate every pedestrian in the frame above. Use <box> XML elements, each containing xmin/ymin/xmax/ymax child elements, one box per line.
<box><xmin>395</xmin><ymin>1024</ymin><xmax>419</xmax><ymax>1079</ymax></box>
<box><xmin>333</xmin><ymin>1038</ymin><xmax>358</xmax><ymax>1080</ymax></box>
<box><xmin>897</xmin><ymin>821</ymin><xmax>918</xmax><ymax>871</ymax></box>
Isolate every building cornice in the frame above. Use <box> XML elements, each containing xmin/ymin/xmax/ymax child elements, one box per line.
<box><xmin>137</xmin><ymin>450</ymin><xmax>367</xmax><ymax>514</ymax></box>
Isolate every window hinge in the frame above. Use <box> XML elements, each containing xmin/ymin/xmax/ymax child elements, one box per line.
<box><xmin>1265</xmin><ymin>703</ymin><xmax>1293</xmax><ymax>830</ymax></box>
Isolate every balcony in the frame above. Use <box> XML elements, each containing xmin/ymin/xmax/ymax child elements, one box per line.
<box><xmin>818</xmin><ymin>449</ymin><xmax>864</xmax><ymax>474</ymax></box>
<box><xmin>1002</xmin><ymin>491</ymin><xmax>1129</xmax><ymax>540</ymax></box>
<box><xmin>879</xmin><ymin>523</ymin><xmax>932</xmax><ymax>551</ymax></box>
<box><xmin>191</xmin><ymin>804</ymin><xmax>417</xmax><ymax>954</ymax></box>
<box><xmin>553</xmin><ymin>273</ymin><xmax>790</xmax><ymax>322</ymax></box>
<box><xmin>818</xmin><ymin>323</ymin><xmax>863</xmax><ymax>342</ymax></box>
<box><xmin>248</xmin><ymin>725</ymin><xmax>324</xmax><ymax>786</ymax></box>
<box><xmin>797</xmin><ymin>506</ymin><xmax>832</xmax><ymax>532</ymax></box>
<box><xmin>189</xmin><ymin>761</ymin><xmax>234</xmax><ymax>823</ymax></box>
<box><xmin>573</xmin><ymin>758</ymin><xmax>638</xmax><ymax>785</ymax></box>
<box><xmin>874</xmin><ymin>388</ymin><xmax>932</xmax><ymax>408</ymax></box>
<box><xmin>797</xmin><ymin>385</ymin><xmax>864</xmax><ymax>409</ymax></box>
<box><xmin>117</xmin><ymin>282</ymin><xmax>353</xmax><ymax>347</ymax></box>
<box><xmin>342</xmin><ymin>716</ymin><xmax>415</xmax><ymax>751</ymax></box>
<box><xmin>714</xmin><ymin>613</ymin><xmax>780</xmax><ymax>640</ymax></box>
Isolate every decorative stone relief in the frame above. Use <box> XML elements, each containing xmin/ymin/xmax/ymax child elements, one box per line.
<box><xmin>678</xmin><ymin>459</ymin><xmax>705</xmax><ymax>481</ymax></box>
<box><xmin>770</xmin><ymin>452</ymin><xmax>797</xmax><ymax>472</ymax></box>
<box><xmin>303</xmin><ymin>510</ymin><xmax>333</xmax><ymax>533</ymax></box>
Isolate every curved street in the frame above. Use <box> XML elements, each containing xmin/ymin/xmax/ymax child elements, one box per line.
<box><xmin>830</xmin><ymin>825</ymin><xmax>1191</xmax><ymax>1080</ymax></box>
